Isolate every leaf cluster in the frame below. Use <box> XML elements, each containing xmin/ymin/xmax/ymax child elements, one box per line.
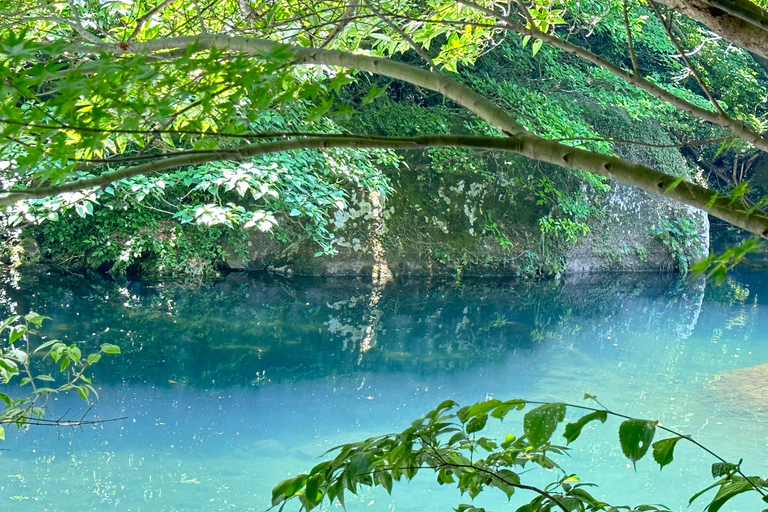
<box><xmin>272</xmin><ymin>398</ymin><xmax>768</xmax><ymax>512</ymax></box>
<box><xmin>0</xmin><ymin>312</ymin><xmax>120</xmax><ymax>440</ymax></box>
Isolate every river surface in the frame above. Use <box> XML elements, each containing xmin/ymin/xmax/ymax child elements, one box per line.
<box><xmin>1</xmin><ymin>270</ymin><xmax>767</xmax><ymax>511</ymax></box>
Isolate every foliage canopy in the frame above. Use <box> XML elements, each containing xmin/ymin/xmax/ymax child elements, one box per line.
<box><xmin>2</xmin><ymin>0</ymin><xmax>768</xmax><ymax>274</ymax></box>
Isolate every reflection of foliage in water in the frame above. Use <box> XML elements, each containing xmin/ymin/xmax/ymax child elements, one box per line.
<box><xmin>0</xmin><ymin>270</ymin><xmax>707</xmax><ymax>389</ymax></box>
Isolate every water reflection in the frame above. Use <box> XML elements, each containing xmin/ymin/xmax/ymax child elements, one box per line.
<box><xmin>3</xmin><ymin>271</ymin><xmax>709</xmax><ymax>389</ymax></box>
<box><xmin>2</xmin><ymin>269</ymin><xmax>768</xmax><ymax>512</ymax></box>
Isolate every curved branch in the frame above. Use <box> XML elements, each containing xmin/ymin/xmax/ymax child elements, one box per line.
<box><xmin>649</xmin><ymin>2</ymin><xmax>725</xmax><ymax>116</ymax></box>
<box><xmin>5</xmin><ymin>133</ymin><xmax>768</xmax><ymax>239</ymax></box>
<box><xmin>455</xmin><ymin>0</ymin><xmax>768</xmax><ymax>153</ymax></box>
<box><xmin>319</xmin><ymin>0</ymin><xmax>358</xmax><ymax>48</ymax></box>
<box><xmin>365</xmin><ymin>0</ymin><xmax>437</xmax><ymax>70</ymax></box>
<box><xmin>623</xmin><ymin>0</ymin><xmax>641</xmax><ymax>74</ymax></box>
<box><xmin>66</xmin><ymin>35</ymin><xmax>529</xmax><ymax>137</ymax></box>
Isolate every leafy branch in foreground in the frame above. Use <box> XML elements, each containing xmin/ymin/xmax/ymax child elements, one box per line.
<box><xmin>272</xmin><ymin>397</ymin><xmax>768</xmax><ymax>512</ymax></box>
<box><xmin>0</xmin><ymin>312</ymin><xmax>122</xmax><ymax>439</ymax></box>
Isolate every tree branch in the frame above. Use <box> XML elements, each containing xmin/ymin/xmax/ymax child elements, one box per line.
<box><xmin>455</xmin><ymin>0</ymin><xmax>768</xmax><ymax>152</ymax></box>
<box><xmin>623</xmin><ymin>0</ymin><xmax>641</xmax><ymax>74</ymax></box>
<box><xmin>649</xmin><ymin>2</ymin><xmax>726</xmax><ymax>117</ymax></box>
<box><xmin>67</xmin><ymin>34</ymin><xmax>529</xmax><ymax>137</ymax></box>
<box><xmin>365</xmin><ymin>0</ymin><xmax>438</xmax><ymax>71</ymax></box>
<box><xmin>5</xmin><ymin>133</ymin><xmax>768</xmax><ymax>240</ymax></box>
<box><xmin>656</xmin><ymin>0</ymin><xmax>768</xmax><ymax>61</ymax></box>
<box><xmin>319</xmin><ymin>0</ymin><xmax>358</xmax><ymax>48</ymax></box>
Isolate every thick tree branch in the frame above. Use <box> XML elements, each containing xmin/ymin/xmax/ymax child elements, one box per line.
<box><xmin>657</xmin><ymin>0</ymin><xmax>768</xmax><ymax>61</ymax></box>
<box><xmin>67</xmin><ymin>34</ymin><xmax>529</xmax><ymax>137</ymax></box>
<box><xmin>455</xmin><ymin>0</ymin><xmax>768</xmax><ymax>153</ymax></box>
<box><xmin>5</xmin><ymin>133</ymin><xmax>768</xmax><ymax>239</ymax></box>
<box><xmin>698</xmin><ymin>0</ymin><xmax>768</xmax><ymax>29</ymax></box>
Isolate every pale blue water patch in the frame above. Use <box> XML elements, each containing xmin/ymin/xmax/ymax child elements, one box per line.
<box><xmin>1</xmin><ymin>271</ymin><xmax>767</xmax><ymax>511</ymax></box>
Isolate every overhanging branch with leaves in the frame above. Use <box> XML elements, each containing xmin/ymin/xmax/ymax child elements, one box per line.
<box><xmin>5</xmin><ymin>130</ymin><xmax>768</xmax><ymax>238</ymax></box>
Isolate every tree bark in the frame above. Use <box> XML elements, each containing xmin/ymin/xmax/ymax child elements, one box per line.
<box><xmin>658</xmin><ymin>0</ymin><xmax>768</xmax><ymax>61</ymax></box>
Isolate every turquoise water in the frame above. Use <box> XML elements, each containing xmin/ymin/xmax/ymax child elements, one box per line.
<box><xmin>1</xmin><ymin>271</ymin><xmax>767</xmax><ymax>511</ymax></box>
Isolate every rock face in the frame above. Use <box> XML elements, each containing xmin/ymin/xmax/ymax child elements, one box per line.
<box><xmin>223</xmin><ymin>155</ymin><xmax>710</xmax><ymax>277</ymax></box>
<box><xmin>710</xmin><ymin>364</ymin><xmax>768</xmax><ymax>410</ymax></box>
<box><xmin>564</xmin><ymin>184</ymin><xmax>709</xmax><ymax>274</ymax></box>
<box><xmin>223</xmin><ymin>180</ymin><xmax>709</xmax><ymax>276</ymax></box>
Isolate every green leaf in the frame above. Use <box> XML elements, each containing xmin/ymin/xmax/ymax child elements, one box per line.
<box><xmin>490</xmin><ymin>399</ymin><xmax>526</xmax><ymax>420</ymax></box>
<box><xmin>463</xmin><ymin>400</ymin><xmax>502</xmax><ymax>420</ymax></box>
<box><xmin>524</xmin><ymin>402</ymin><xmax>566</xmax><ymax>448</ymax></box>
<box><xmin>665</xmin><ymin>177</ymin><xmax>683</xmax><ymax>193</ymax></box>
<box><xmin>652</xmin><ymin>436</ymin><xmax>685</xmax><ymax>469</ymax></box>
<box><xmin>35</xmin><ymin>374</ymin><xmax>55</xmax><ymax>382</ymax></box>
<box><xmin>465</xmin><ymin>413</ymin><xmax>488</xmax><ymax>434</ymax></box>
<box><xmin>100</xmin><ymin>343</ymin><xmax>121</xmax><ymax>354</ymax></box>
<box><xmin>690</xmin><ymin>479</ymin><xmax>726</xmax><ymax>505</ymax></box>
<box><xmin>8</xmin><ymin>325</ymin><xmax>26</xmax><ymax>344</ymax></box>
<box><xmin>563</xmin><ymin>410</ymin><xmax>607</xmax><ymax>444</ymax></box>
<box><xmin>532</xmin><ymin>38</ymin><xmax>543</xmax><ymax>56</ymax></box>
<box><xmin>271</xmin><ymin>474</ymin><xmax>308</xmax><ymax>506</ymax></box>
<box><xmin>490</xmin><ymin>469</ymin><xmax>520</xmax><ymax>499</ymax></box>
<box><xmin>304</xmin><ymin>474</ymin><xmax>322</xmax><ymax>504</ymax></box>
<box><xmin>380</xmin><ymin>470</ymin><xmax>393</xmax><ymax>493</ymax></box>
<box><xmin>706</xmin><ymin>476</ymin><xmax>756</xmax><ymax>512</ymax></box>
<box><xmin>23</xmin><ymin>312</ymin><xmax>48</xmax><ymax>326</ymax></box>
<box><xmin>434</xmin><ymin>399</ymin><xmax>458</xmax><ymax>413</ymax></box>
<box><xmin>34</xmin><ymin>339</ymin><xmax>61</xmax><ymax>353</ymax></box>
<box><xmin>618</xmin><ymin>419</ymin><xmax>656</xmax><ymax>468</ymax></box>
<box><xmin>0</xmin><ymin>426</ymin><xmax>4</xmax><ymax>441</ymax></box>
<box><xmin>711</xmin><ymin>461</ymin><xmax>739</xmax><ymax>478</ymax></box>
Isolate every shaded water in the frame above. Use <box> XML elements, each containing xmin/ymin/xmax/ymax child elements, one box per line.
<box><xmin>1</xmin><ymin>270</ymin><xmax>767</xmax><ymax>511</ymax></box>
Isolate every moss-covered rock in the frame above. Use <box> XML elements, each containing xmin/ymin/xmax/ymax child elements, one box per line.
<box><xmin>224</xmin><ymin>157</ymin><xmax>709</xmax><ymax>276</ymax></box>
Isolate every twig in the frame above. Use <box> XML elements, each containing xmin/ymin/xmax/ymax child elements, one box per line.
<box><xmin>623</xmin><ymin>0</ymin><xmax>641</xmax><ymax>74</ymax></box>
<box><xmin>319</xmin><ymin>0</ymin><xmax>358</xmax><ymax>48</ymax></box>
<box><xmin>389</xmin><ymin>463</ymin><xmax>570</xmax><ymax>512</ymax></box>
<box><xmin>525</xmin><ymin>399</ymin><xmax>767</xmax><ymax>497</ymax></box>
<box><xmin>195</xmin><ymin>0</ymin><xmax>208</xmax><ymax>34</ymax></box>
<box><xmin>365</xmin><ymin>0</ymin><xmax>438</xmax><ymax>71</ymax></box>
<box><xmin>648</xmin><ymin>2</ymin><xmax>725</xmax><ymax>117</ymax></box>
<box><xmin>514</xmin><ymin>0</ymin><xmax>534</xmax><ymax>25</ymax></box>
<box><xmin>128</xmin><ymin>0</ymin><xmax>177</xmax><ymax>42</ymax></box>
<box><xmin>551</xmin><ymin>135</ymin><xmax>731</xmax><ymax>148</ymax></box>
<box><xmin>62</xmin><ymin>1</ymin><xmax>103</xmax><ymax>44</ymax></box>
